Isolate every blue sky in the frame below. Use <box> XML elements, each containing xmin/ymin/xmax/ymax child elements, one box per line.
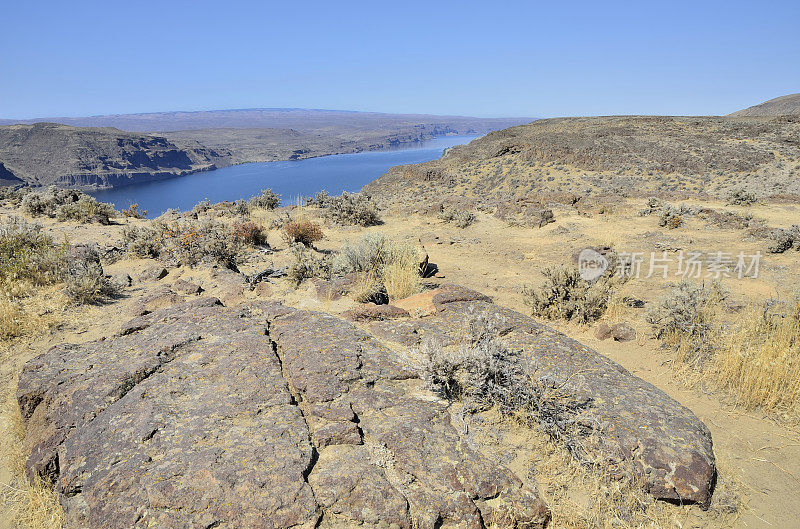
<box><xmin>1</xmin><ymin>0</ymin><xmax>798</xmax><ymax>118</ymax></box>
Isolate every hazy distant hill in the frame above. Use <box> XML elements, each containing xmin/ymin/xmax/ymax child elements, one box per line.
<box><xmin>365</xmin><ymin>115</ymin><xmax>800</xmax><ymax>202</ymax></box>
<box><xmin>729</xmin><ymin>93</ymin><xmax>800</xmax><ymax>117</ymax></box>
<box><xmin>0</xmin><ymin>108</ymin><xmax>533</xmax><ymax>134</ymax></box>
<box><xmin>0</xmin><ymin>123</ymin><xmax>228</xmax><ymax>188</ymax></box>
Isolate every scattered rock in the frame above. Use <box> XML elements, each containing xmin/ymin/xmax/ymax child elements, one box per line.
<box><xmin>343</xmin><ymin>304</ymin><xmax>410</xmax><ymax>322</ymax></box>
<box><xmin>171</xmin><ymin>278</ymin><xmax>203</xmax><ymax>295</ymax></box>
<box><xmin>109</xmin><ymin>273</ymin><xmax>132</xmax><ymax>288</ymax></box>
<box><xmin>254</xmin><ymin>281</ymin><xmax>273</xmax><ymax>297</ymax></box>
<box><xmin>594</xmin><ymin>322</ymin><xmax>613</xmax><ymax>340</ymax></box>
<box><xmin>623</xmin><ymin>296</ymin><xmax>646</xmax><ymax>308</ymax></box>
<box><xmin>611</xmin><ymin>322</ymin><xmax>637</xmax><ymax>342</ymax></box>
<box><xmin>138</xmin><ymin>266</ymin><xmax>168</xmax><ymax>282</ymax></box>
<box><xmin>130</xmin><ymin>287</ymin><xmax>184</xmax><ymax>316</ymax></box>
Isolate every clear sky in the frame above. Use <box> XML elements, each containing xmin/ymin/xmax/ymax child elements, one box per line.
<box><xmin>1</xmin><ymin>0</ymin><xmax>798</xmax><ymax>119</ymax></box>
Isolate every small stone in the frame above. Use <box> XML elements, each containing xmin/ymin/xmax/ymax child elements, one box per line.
<box><xmin>612</xmin><ymin>322</ymin><xmax>636</xmax><ymax>342</ymax></box>
<box><xmin>138</xmin><ymin>266</ymin><xmax>168</xmax><ymax>282</ymax></box>
<box><xmin>172</xmin><ymin>279</ymin><xmax>203</xmax><ymax>295</ymax></box>
<box><xmin>594</xmin><ymin>322</ymin><xmax>613</xmax><ymax>340</ymax></box>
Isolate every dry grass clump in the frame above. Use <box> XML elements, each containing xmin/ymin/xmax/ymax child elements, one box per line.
<box><xmin>122</xmin><ymin>218</ymin><xmax>242</xmax><ymax>269</ymax></box>
<box><xmin>231</xmin><ymin>220</ymin><xmax>268</xmax><ymax>246</ymax></box>
<box><xmin>524</xmin><ymin>266</ymin><xmax>616</xmax><ymax>324</ymax></box>
<box><xmin>521</xmin><ymin>427</ymin><xmax>742</xmax><ymax>529</ymax></box>
<box><xmin>335</xmin><ymin>234</ymin><xmax>423</xmax><ymax>300</ymax></box>
<box><xmin>283</xmin><ymin>218</ymin><xmax>324</xmax><ymax>246</ymax></box>
<box><xmin>1</xmin><ymin>382</ymin><xmax>65</xmax><ymax>529</ymax></box>
<box><xmin>21</xmin><ymin>187</ymin><xmax>115</xmax><ymax>224</ymax></box>
<box><xmin>247</xmin><ymin>188</ymin><xmax>280</xmax><ymax>210</ymax></box>
<box><xmin>323</xmin><ymin>192</ymin><xmax>381</xmax><ymax>226</ymax></box>
<box><xmin>650</xmin><ymin>281</ymin><xmax>800</xmax><ymax>417</ymax></box>
<box><xmin>714</xmin><ymin>301</ymin><xmax>800</xmax><ymax>414</ymax></box>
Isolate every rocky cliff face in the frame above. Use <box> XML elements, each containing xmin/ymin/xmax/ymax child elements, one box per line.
<box><xmin>0</xmin><ymin>123</ymin><xmax>230</xmax><ymax>188</ymax></box>
<box><xmin>17</xmin><ymin>284</ymin><xmax>716</xmax><ymax>528</ymax></box>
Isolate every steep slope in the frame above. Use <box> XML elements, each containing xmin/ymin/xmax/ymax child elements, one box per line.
<box><xmin>0</xmin><ymin>123</ymin><xmax>229</xmax><ymax>188</ymax></box>
<box><xmin>365</xmin><ymin>115</ymin><xmax>800</xmax><ymax>202</ymax></box>
<box><xmin>0</xmin><ymin>161</ymin><xmax>23</xmax><ymax>186</ymax></box>
<box><xmin>729</xmin><ymin>93</ymin><xmax>800</xmax><ymax>117</ymax></box>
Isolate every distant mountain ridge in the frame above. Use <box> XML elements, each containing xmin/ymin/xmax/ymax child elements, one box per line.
<box><xmin>0</xmin><ymin>108</ymin><xmax>534</xmax><ymax>133</ymax></box>
<box><xmin>729</xmin><ymin>93</ymin><xmax>800</xmax><ymax>117</ymax></box>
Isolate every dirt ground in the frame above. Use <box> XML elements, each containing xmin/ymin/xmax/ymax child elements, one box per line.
<box><xmin>2</xmin><ymin>197</ymin><xmax>799</xmax><ymax>528</ymax></box>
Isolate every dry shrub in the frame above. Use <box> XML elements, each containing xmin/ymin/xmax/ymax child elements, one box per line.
<box><xmin>323</xmin><ymin>192</ymin><xmax>381</xmax><ymax>226</ymax></box>
<box><xmin>524</xmin><ymin>266</ymin><xmax>615</xmax><ymax>324</ymax></box>
<box><xmin>121</xmin><ymin>203</ymin><xmax>147</xmax><ymax>219</ymax></box>
<box><xmin>287</xmin><ymin>243</ymin><xmax>331</xmax><ymax>286</ymax></box>
<box><xmin>283</xmin><ymin>219</ymin><xmax>323</xmax><ymax>246</ymax></box>
<box><xmin>232</xmin><ymin>220</ymin><xmax>268</xmax><ymax>246</ymax></box>
<box><xmin>727</xmin><ymin>188</ymin><xmax>757</xmax><ymax>206</ymax></box>
<box><xmin>647</xmin><ymin>281</ymin><xmax>726</xmax><ymax>369</ymax></box>
<box><xmin>122</xmin><ymin>218</ymin><xmax>242</xmax><ymax>269</ymax></box>
<box><xmin>62</xmin><ymin>247</ymin><xmax>120</xmax><ymax>305</ymax></box>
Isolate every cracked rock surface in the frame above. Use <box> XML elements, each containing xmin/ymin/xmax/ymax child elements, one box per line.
<box><xmin>17</xmin><ymin>285</ymin><xmax>716</xmax><ymax>528</ymax></box>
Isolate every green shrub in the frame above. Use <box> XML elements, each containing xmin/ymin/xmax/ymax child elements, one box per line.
<box><xmin>55</xmin><ymin>195</ymin><xmax>115</xmax><ymax>224</ymax></box>
<box><xmin>324</xmin><ymin>192</ymin><xmax>381</xmax><ymax>226</ymax></box>
<box><xmin>62</xmin><ymin>246</ymin><xmax>120</xmax><ymax>304</ymax></box>
<box><xmin>0</xmin><ymin>217</ymin><xmax>65</xmax><ymax>289</ymax></box>
<box><xmin>20</xmin><ymin>187</ymin><xmax>115</xmax><ymax>224</ymax></box>
<box><xmin>440</xmin><ymin>207</ymin><xmax>477</xmax><ymax>228</ymax></box>
<box><xmin>248</xmin><ymin>189</ymin><xmax>281</xmax><ymax>210</ymax></box>
<box><xmin>524</xmin><ymin>265</ymin><xmax>615</xmax><ymax>323</ymax></box>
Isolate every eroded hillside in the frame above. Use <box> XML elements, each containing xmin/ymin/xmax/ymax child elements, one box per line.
<box><xmin>365</xmin><ymin>115</ymin><xmax>800</xmax><ymax>203</ymax></box>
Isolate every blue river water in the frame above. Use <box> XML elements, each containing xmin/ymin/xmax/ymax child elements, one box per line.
<box><xmin>89</xmin><ymin>135</ymin><xmax>478</xmax><ymax>216</ymax></box>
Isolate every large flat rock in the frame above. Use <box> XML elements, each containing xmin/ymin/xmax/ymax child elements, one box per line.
<box><xmin>17</xmin><ymin>285</ymin><xmax>716</xmax><ymax>528</ymax></box>
<box><xmin>18</xmin><ymin>297</ymin><xmax>550</xmax><ymax>528</ymax></box>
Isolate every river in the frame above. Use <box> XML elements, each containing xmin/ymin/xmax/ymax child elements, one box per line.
<box><xmin>89</xmin><ymin>135</ymin><xmax>477</xmax><ymax>215</ymax></box>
